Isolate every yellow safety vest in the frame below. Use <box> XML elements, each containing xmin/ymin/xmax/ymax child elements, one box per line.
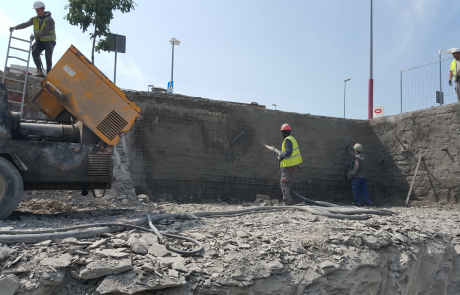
<box><xmin>280</xmin><ymin>135</ymin><xmax>302</xmax><ymax>168</ymax></box>
<box><xmin>451</xmin><ymin>59</ymin><xmax>458</xmax><ymax>82</ymax></box>
<box><xmin>33</xmin><ymin>16</ymin><xmax>56</xmax><ymax>42</ymax></box>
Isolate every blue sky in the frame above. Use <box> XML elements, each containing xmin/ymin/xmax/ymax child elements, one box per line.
<box><xmin>2</xmin><ymin>0</ymin><xmax>460</xmax><ymax>119</ymax></box>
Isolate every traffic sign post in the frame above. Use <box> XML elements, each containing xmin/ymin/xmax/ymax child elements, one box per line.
<box><xmin>107</xmin><ymin>33</ymin><xmax>126</xmax><ymax>85</ymax></box>
<box><xmin>167</xmin><ymin>81</ymin><xmax>174</xmax><ymax>93</ymax></box>
<box><xmin>373</xmin><ymin>106</ymin><xmax>384</xmax><ymax>118</ymax></box>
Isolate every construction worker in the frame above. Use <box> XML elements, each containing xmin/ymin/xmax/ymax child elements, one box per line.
<box><xmin>278</xmin><ymin>123</ymin><xmax>302</xmax><ymax>205</ymax></box>
<box><xmin>10</xmin><ymin>1</ymin><xmax>56</xmax><ymax>77</ymax></box>
<box><xmin>448</xmin><ymin>47</ymin><xmax>460</xmax><ymax>102</ymax></box>
<box><xmin>347</xmin><ymin>143</ymin><xmax>372</xmax><ymax>206</ymax></box>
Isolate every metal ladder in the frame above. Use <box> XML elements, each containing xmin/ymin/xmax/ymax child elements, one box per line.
<box><xmin>2</xmin><ymin>31</ymin><xmax>34</xmax><ymax>114</ymax></box>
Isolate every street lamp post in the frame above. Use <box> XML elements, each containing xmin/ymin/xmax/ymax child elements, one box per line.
<box><xmin>272</xmin><ymin>104</ymin><xmax>277</xmax><ymax>110</ymax></box>
<box><xmin>368</xmin><ymin>0</ymin><xmax>374</xmax><ymax>119</ymax></box>
<box><xmin>168</xmin><ymin>37</ymin><xmax>180</xmax><ymax>93</ymax></box>
<box><xmin>344</xmin><ymin>79</ymin><xmax>350</xmax><ymax>118</ymax></box>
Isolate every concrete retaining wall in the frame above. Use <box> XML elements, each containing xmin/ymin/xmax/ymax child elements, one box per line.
<box><xmin>124</xmin><ymin>91</ymin><xmax>409</xmax><ymax>205</ymax></box>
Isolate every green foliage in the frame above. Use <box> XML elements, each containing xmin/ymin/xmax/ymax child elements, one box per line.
<box><xmin>64</xmin><ymin>0</ymin><xmax>136</xmax><ymax>63</ymax></box>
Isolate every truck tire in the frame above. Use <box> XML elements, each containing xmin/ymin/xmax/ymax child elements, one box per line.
<box><xmin>0</xmin><ymin>157</ymin><xmax>24</xmax><ymax>220</ymax></box>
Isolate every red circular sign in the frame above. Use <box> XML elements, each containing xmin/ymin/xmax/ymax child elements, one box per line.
<box><xmin>374</xmin><ymin>109</ymin><xmax>382</xmax><ymax>114</ymax></box>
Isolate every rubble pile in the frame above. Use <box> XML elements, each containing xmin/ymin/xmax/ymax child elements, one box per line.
<box><xmin>0</xmin><ymin>200</ymin><xmax>460</xmax><ymax>295</ymax></box>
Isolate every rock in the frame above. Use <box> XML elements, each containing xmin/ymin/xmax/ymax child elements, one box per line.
<box><xmin>130</xmin><ymin>239</ymin><xmax>149</xmax><ymax>255</ymax></box>
<box><xmin>138</xmin><ymin>194</ymin><xmax>150</xmax><ymax>201</ymax></box>
<box><xmin>291</xmin><ymin>241</ymin><xmax>308</xmax><ymax>254</ymax></box>
<box><xmin>306</xmin><ymin>215</ymin><xmax>320</xmax><ymax>222</ymax></box>
<box><xmin>96</xmin><ymin>273</ymin><xmax>186</xmax><ymax>294</ymax></box>
<box><xmin>172</xmin><ymin>262</ymin><xmax>189</xmax><ymax>272</ymax></box>
<box><xmin>158</xmin><ymin>256</ymin><xmax>185</xmax><ymax>268</ymax></box>
<box><xmin>265</xmin><ymin>260</ymin><xmax>284</xmax><ymax>274</ymax></box>
<box><xmin>260</xmin><ymin>200</ymin><xmax>272</xmax><ymax>206</ymax></box>
<box><xmin>148</xmin><ymin>244</ymin><xmax>170</xmax><ymax>257</ymax></box>
<box><xmin>394</xmin><ymin>233</ymin><xmax>406</xmax><ymax>243</ymax></box>
<box><xmin>320</xmin><ymin>260</ymin><xmax>335</xmax><ymax>269</ymax></box>
<box><xmin>350</xmin><ymin>237</ymin><xmax>362</xmax><ymax>247</ymax></box>
<box><xmin>271</xmin><ymin>199</ymin><xmax>279</xmax><ymax>206</ymax></box>
<box><xmin>40</xmin><ymin>253</ymin><xmax>72</xmax><ymax>268</ymax></box>
<box><xmin>0</xmin><ymin>274</ymin><xmax>19</xmax><ymax>295</ymax></box>
<box><xmin>140</xmin><ymin>233</ymin><xmax>157</xmax><ymax>246</ymax></box>
<box><xmin>362</xmin><ymin>235</ymin><xmax>391</xmax><ymax>250</ymax></box>
<box><xmin>255</xmin><ymin>194</ymin><xmax>271</xmax><ymax>201</ymax></box>
<box><xmin>2</xmin><ymin>262</ymin><xmax>35</xmax><ymax>274</ymax></box>
<box><xmin>79</xmin><ymin>258</ymin><xmax>133</xmax><ymax>280</ymax></box>
<box><xmin>168</xmin><ymin>269</ymin><xmax>179</xmax><ymax>278</ymax></box>
<box><xmin>236</xmin><ymin>231</ymin><xmax>249</xmax><ymax>238</ymax></box>
<box><xmin>95</xmin><ymin>249</ymin><xmax>130</xmax><ymax>258</ymax></box>
<box><xmin>88</xmin><ymin>238</ymin><xmax>109</xmax><ymax>249</ymax></box>
<box><xmin>0</xmin><ymin>247</ymin><xmax>17</xmax><ymax>261</ymax></box>
<box><xmin>60</xmin><ymin>237</ymin><xmax>79</xmax><ymax>244</ymax></box>
<box><xmin>39</xmin><ymin>269</ymin><xmax>64</xmax><ymax>286</ymax></box>
<box><xmin>188</xmin><ymin>233</ymin><xmax>206</xmax><ymax>241</ymax></box>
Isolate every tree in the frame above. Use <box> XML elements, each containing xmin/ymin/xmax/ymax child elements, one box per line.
<box><xmin>64</xmin><ymin>0</ymin><xmax>136</xmax><ymax>64</ymax></box>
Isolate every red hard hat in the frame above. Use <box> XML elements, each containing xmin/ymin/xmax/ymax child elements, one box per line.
<box><xmin>280</xmin><ymin>123</ymin><xmax>291</xmax><ymax>131</ymax></box>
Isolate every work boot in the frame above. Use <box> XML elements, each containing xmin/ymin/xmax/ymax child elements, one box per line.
<box><xmin>35</xmin><ymin>70</ymin><xmax>45</xmax><ymax>77</ymax></box>
<box><xmin>352</xmin><ymin>202</ymin><xmax>362</xmax><ymax>207</ymax></box>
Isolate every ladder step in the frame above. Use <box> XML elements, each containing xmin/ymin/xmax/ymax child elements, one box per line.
<box><xmin>10</xmin><ymin>46</ymin><xmax>29</xmax><ymax>53</ymax></box>
<box><xmin>7</xmin><ymin>100</ymin><xmax>22</xmax><ymax>105</ymax></box>
<box><xmin>6</xmin><ymin>89</ymin><xmax>24</xmax><ymax>94</ymax></box>
<box><xmin>11</xmin><ymin>36</ymin><xmax>31</xmax><ymax>43</ymax></box>
<box><xmin>4</xmin><ymin>77</ymin><xmax>25</xmax><ymax>83</ymax></box>
<box><xmin>8</xmin><ymin>56</ymin><xmax>28</xmax><ymax>63</ymax></box>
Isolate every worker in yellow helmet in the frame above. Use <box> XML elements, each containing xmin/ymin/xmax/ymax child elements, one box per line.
<box><xmin>10</xmin><ymin>1</ymin><xmax>56</xmax><ymax>77</ymax></box>
<box><xmin>448</xmin><ymin>47</ymin><xmax>460</xmax><ymax>102</ymax></box>
<box><xmin>277</xmin><ymin>123</ymin><xmax>302</xmax><ymax>205</ymax></box>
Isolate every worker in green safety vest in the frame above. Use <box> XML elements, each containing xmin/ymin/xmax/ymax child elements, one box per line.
<box><xmin>278</xmin><ymin>123</ymin><xmax>302</xmax><ymax>205</ymax></box>
<box><xmin>10</xmin><ymin>1</ymin><xmax>56</xmax><ymax>77</ymax></box>
<box><xmin>448</xmin><ymin>47</ymin><xmax>460</xmax><ymax>102</ymax></box>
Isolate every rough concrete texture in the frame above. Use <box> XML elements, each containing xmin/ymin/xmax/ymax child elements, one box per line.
<box><xmin>125</xmin><ymin>90</ymin><xmax>393</xmax><ymax>205</ymax></box>
<box><xmin>370</xmin><ymin>103</ymin><xmax>460</xmax><ymax>206</ymax></box>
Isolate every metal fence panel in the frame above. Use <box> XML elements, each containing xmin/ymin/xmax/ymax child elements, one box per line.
<box><xmin>401</xmin><ymin>58</ymin><xmax>457</xmax><ymax>113</ymax></box>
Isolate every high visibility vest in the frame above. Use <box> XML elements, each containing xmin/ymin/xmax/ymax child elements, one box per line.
<box><xmin>280</xmin><ymin>135</ymin><xmax>302</xmax><ymax>168</ymax></box>
<box><xmin>451</xmin><ymin>59</ymin><xmax>458</xmax><ymax>82</ymax></box>
<box><xmin>33</xmin><ymin>16</ymin><xmax>56</xmax><ymax>42</ymax></box>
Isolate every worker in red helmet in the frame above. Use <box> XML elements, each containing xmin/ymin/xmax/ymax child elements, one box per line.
<box><xmin>278</xmin><ymin>123</ymin><xmax>302</xmax><ymax>205</ymax></box>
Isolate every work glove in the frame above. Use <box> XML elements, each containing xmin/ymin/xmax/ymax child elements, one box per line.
<box><xmin>9</xmin><ymin>27</ymin><xmax>15</xmax><ymax>32</ymax></box>
<box><xmin>449</xmin><ymin>80</ymin><xmax>453</xmax><ymax>86</ymax></box>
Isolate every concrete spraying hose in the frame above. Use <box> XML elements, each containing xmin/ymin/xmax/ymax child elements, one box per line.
<box><xmin>0</xmin><ymin>204</ymin><xmax>394</xmax><ymax>246</ymax></box>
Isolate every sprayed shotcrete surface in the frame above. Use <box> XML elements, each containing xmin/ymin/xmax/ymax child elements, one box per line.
<box><xmin>1</xmin><ymin>77</ymin><xmax>460</xmax><ymax>294</ymax></box>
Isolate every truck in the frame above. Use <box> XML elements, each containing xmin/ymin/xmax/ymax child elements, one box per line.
<box><xmin>0</xmin><ymin>45</ymin><xmax>141</xmax><ymax>220</ymax></box>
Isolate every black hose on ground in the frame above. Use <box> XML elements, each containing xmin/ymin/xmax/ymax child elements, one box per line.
<box><xmin>0</xmin><ymin>204</ymin><xmax>395</xmax><ymax>245</ymax></box>
<box><xmin>290</xmin><ymin>189</ymin><xmax>336</xmax><ymax>207</ymax></box>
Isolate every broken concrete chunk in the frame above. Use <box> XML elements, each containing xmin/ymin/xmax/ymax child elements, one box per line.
<box><xmin>394</xmin><ymin>233</ymin><xmax>406</xmax><ymax>243</ymax></box>
<box><xmin>88</xmin><ymin>238</ymin><xmax>109</xmax><ymax>249</ymax></box>
<box><xmin>148</xmin><ymin>244</ymin><xmax>170</xmax><ymax>257</ymax></box>
<box><xmin>236</xmin><ymin>231</ymin><xmax>249</xmax><ymax>238</ymax></box>
<box><xmin>255</xmin><ymin>194</ymin><xmax>271</xmax><ymax>201</ymax></box>
<box><xmin>172</xmin><ymin>262</ymin><xmax>189</xmax><ymax>272</ymax></box>
<box><xmin>320</xmin><ymin>260</ymin><xmax>335</xmax><ymax>269</ymax></box>
<box><xmin>39</xmin><ymin>269</ymin><xmax>64</xmax><ymax>286</ymax></box>
<box><xmin>96</xmin><ymin>273</ymin><xmax>186</xmax><ymax>294</ymax></box>
<box><xmin>291</xmin><ymin>241</ymin><xmax>308</xmax><ymax>254</ymax></box>
<box><xmin>188</xmin><ymin>232</ymin><xmax>206</xmax><ymax>241</ymax></box>
<box><xmin>95</xmin><ymin>249</ymin><xmax>130</xmax><ymax>258</ymax></box>
<box><xmin>79</xmin><ymin>258</ymin><xmax>133</xmax><ymax>280</ymax></box>
<box><xmin>0</xmin><ymin>274</ymin><xmax>19</xmax><ymax>295</ymax></box>
<box><xmin>362</xmin><ymin>235</ymin><xmax>391</xmax><ymax>250</ymax></box>
<box><xmin>0</xmin><ymin>247</ymin><xmax>17</xmax><ymax>261</ymax></box>
<box><xmin>40</xmin><ymin>253</ymin><xmax>72</xmax><ymax>268</ymax></box>
<box><xmin>130</xmin><ymin>239</ymin><xmax>149</xmax><ymax>255</ymax></box>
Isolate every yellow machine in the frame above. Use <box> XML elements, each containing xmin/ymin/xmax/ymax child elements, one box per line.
<box><xmin>31</xmin><ymin>45</ymin><xmax>141</xmax><ymax>145</ymax></box>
